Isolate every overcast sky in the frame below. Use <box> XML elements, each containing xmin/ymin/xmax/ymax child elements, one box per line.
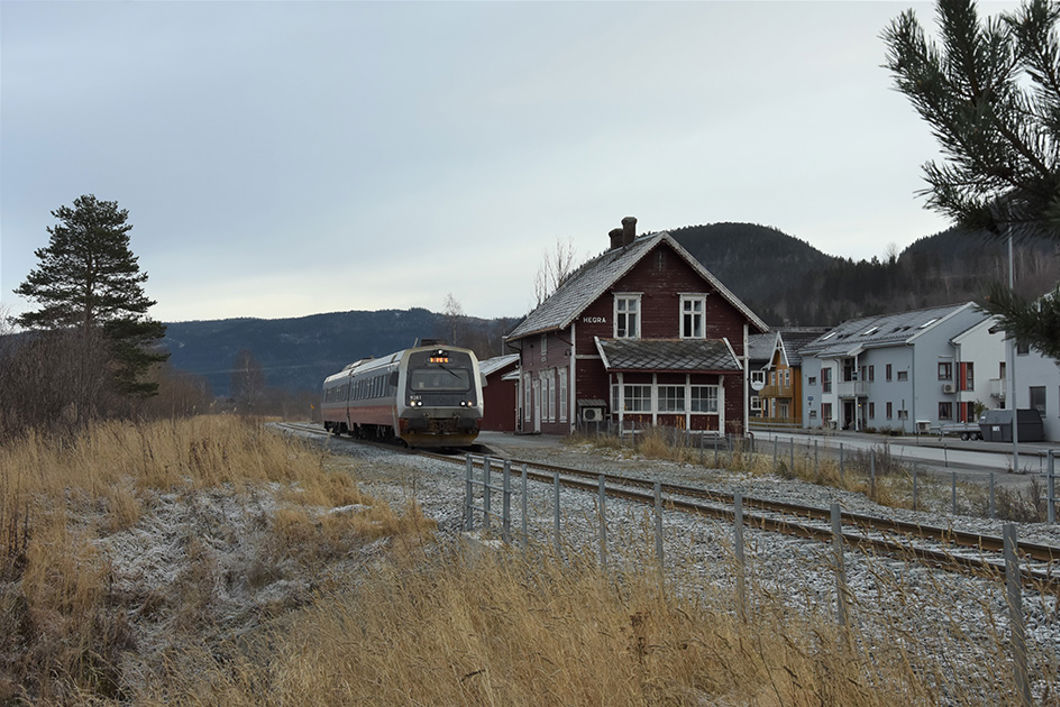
<box><xmin>0</xmin><ymin>1</ymin><xmax>1018</xmax><ymax>324</ymax></box>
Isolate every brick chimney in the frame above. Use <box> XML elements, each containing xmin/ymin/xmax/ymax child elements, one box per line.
<box><xmin>621</xmin><ymin>216</ymin><xmax>637</xmax><ymax>245</ymax></box>
<box><xmin>609</xmin><ymin>228</ymin><xmax>624</xmax><ymax>250</ymax></box>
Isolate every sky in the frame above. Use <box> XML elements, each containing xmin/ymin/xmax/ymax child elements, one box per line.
<box><xmin>0</xmin><ymin>1</ymin><xmax>1020</xmax><ymax>324</ymax></box>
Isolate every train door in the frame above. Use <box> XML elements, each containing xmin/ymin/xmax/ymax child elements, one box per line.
<box><xmin>532</xmin><ymin>380</ymin><xmax>542</xmax><ymax>433</ymax></box>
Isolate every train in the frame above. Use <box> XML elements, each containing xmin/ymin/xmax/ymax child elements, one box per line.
<box><xmin>321</xmin><ymin>343</ymin><xmax>484</xmax><ymax>448</ymax></box>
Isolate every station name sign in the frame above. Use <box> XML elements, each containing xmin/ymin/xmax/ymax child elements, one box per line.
<box><xmin>581</xmin><ymin>316</ymin><xmax>606</xmax><ymax>324</ymax></box>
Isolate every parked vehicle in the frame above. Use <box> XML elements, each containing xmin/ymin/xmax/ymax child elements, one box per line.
<box><xmin>938</xmin><ymin>422</ymin><xmax>983</xmax><ymax>441</ymax></box>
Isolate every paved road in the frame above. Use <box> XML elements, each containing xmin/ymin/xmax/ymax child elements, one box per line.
<box><xmin>751</xmin><ymin>428</ymin><xmax>1058</xmax><ymax>488</ymax></box>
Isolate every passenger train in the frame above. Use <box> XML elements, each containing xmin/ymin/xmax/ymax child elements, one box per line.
<box><xmin>321</xmin><ymin>344</ymin><xmax>484</xmax><ymax>448</ymax></box>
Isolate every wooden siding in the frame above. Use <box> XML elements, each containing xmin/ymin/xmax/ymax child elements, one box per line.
<box><xmin>516</xmin><ymin>240</ymin><xmax>752</xmax><ymax>435</ymax></box>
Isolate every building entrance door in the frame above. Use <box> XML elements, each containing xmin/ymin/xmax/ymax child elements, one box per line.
<box><xmin>842</xmin><ymin>400</ymin><xmax>856</xmax><ymax>430</ymax></box>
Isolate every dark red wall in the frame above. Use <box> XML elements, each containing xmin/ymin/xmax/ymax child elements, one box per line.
<box><xmin>516</xmin><ymin>241</ymin><xmax>753</xmax><ymax>435</ymax></box>
<box><xmin>482</xmin><ymin>367</ymin><xmax>517</xmax><ymax>432</ymax></box>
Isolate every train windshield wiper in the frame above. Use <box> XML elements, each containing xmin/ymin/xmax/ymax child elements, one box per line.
<box><xmin>437</xmin><ymin>363</ymin><xmax>462</xmax><ymax>379</ymax></box>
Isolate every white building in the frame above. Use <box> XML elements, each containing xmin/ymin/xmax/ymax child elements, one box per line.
<box><xmin>1010</xmin><ymin>344</ymin><xmax>1060</xmax><ymax>442</ymax></box>
<box><xmin>799</xmin><ymin>303</ymin><xmax>1004</xmax><ymax>433</ymax></box>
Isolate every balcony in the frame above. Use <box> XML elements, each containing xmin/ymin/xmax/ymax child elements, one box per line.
<box><xmin>759</xmin><ymin>383</ymin><xmax>793</xmax><ymax>398</ymax></box>
<box><xmin>836</xmin><ymin>380</ymin><xmax>867</xmax><ymax>398</ymax></box>
<box><xmin>989</xmin><ymin>377</ymin><xmax>1005</xmax><ymax>400</ymax></box>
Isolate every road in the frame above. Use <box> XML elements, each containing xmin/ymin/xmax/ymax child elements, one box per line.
<box><xmin>750</xmin><ymin>428</ymin><xmax>1059</xmax><ymax>489</ymax></box>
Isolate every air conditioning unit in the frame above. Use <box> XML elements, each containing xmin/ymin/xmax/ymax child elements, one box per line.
<box><xmin>942</xmin><ymin>383</ymin><xmax>956</xmax><ymax>394</ymax></box>
<box><xmin>581</xmin><ymin>407</ymin><xmax>603</xmax><ymax>422</ymax></box>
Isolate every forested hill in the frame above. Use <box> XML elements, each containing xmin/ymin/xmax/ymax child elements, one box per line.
<box><xmin>671</xmin><ymin>222</ymin><xmax>1060</xmax><ymax>326</ymax></box>
<box><xmin>670</xmin><ymin>223</ymin><xmax>835</xmax><ymax>305</ymax></box>
<box><xmin>162</xmin><ymin>308</ymin><xmax>516</xmax><ymax>397</ymax></box>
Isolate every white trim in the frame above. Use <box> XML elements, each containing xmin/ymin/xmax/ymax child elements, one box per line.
<box><xmin>613</xmin><ymin>293</ymin><xmax>642</xmax><ymax>339</ymax></box>
<box><xmin>679</xmin><ymin>293</ymin><xmax>708</xmax><ymax>339</ymax></box>
<box><xmin>651</xmin><ymin>373</ymin><xmax>658</xmax><ymax>426</ymax></box>
<box><xmin>569</xmin><ymin>323</ymin><xmax>577</xmax><ymax>433</ymax></box>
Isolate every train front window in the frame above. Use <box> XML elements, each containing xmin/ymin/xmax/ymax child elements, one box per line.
<box><xmin>409</xmin><ymin>367</ymin><xmax>471</xmax><ymax>392</ymax></box>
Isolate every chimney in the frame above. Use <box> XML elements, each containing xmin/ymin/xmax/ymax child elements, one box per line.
<box><xmin>609</xmin><ymin>228</ymin><xmax>624</xmax><ymax>250</ymax></box>
<box><xmin>621</xmin><ymin>216</ymin><xmax>637</xmax><ymax>245</ymax></box>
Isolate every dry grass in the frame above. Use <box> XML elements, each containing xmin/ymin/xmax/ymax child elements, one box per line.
<box><xmin>2</xmin><ymin>418</ymin><xmax>1054</xmax><ymax>704</ymax></box>
<box><xmin>576</xmin><ymin>426</ymin><xmax>1044</xmax><ymax>518</ymax></box>
<box><xmin>131</xmin><ymin>545</ymin><xmax>940</xmax><ymax>706</ymax></box>
<box><xmin>0</xmin><ymin>415</ymin><xmax>433</xmax><ymax>702</ymax></box>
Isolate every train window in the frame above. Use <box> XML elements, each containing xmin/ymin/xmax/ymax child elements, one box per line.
<box><xmin>409</xmin><ymin>367</ymin><xmax>471</xmax><ymax>391</ymax></box>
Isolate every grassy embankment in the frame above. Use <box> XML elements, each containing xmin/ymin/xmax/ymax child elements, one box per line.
<box><xmin>0</xmin><ymin>417</ymin><xmax>1053</xmax><ymax>704</ymax></box>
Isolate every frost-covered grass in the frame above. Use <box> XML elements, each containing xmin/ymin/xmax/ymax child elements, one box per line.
<box><xmin>0</xmin><ymin>416</ymin><xmax>434</xmax><ymax>702</ymax></box>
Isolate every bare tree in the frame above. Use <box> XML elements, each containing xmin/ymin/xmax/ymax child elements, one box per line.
<box><xmin>533</xmin><ymin>237</ymin><xmax>579</xmax><ymax>307</ymax></box>
<box><xmin>230</xmin><ymin>349</ymin><xmax>266</xmax><ymax>415</ymax></box>
<box><xmin>441</xmin><ymin>292</ymin><xmax>466</xmax><ymax>346</ymax></box>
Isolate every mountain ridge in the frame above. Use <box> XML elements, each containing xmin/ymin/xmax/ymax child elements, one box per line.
<box><xmin>159</xmin><ymin>223</ymin><xmax>1059</xmax><ymax>395</ymax></box>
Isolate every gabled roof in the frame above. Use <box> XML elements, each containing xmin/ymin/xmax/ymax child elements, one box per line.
<box><xmin>799</xmin><ymin>302</ymin><xmax>978</xmax><ymax>359</ymax></box>
<box><xmin>478</xmin><ymin>354</ymin><xmax>519</xmax><ymax>378</ymax></box>
<box><xmin>506</xmin><ymin>231</ymin><xmax>768</xmax><ymax>341</ymax></box>
<box><xmin>776</xmin><ymin>328</ymin><xmax>829</xmax><ymax>367</ymax></box>
<box><xmin>595</xmin><ymin>337</ymin><xmax>741</xmax><ymax>373</ymax></box>
<box><xmin>748</xmin><ymin>333</ymin><xmax>776</xmax><ymax>365</ymax></box>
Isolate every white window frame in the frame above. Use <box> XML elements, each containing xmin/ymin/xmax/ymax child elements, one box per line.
<box><xmin>679</xmin><ymin>294</ymin><xmax>707</xmax><ymax>339</ymax></box>
<box><xmin>623</xmin><ymin>384</ymin><xmax>651</xmax><ymax>412</ymax></box>
<box><xmin>751</xmin><ymin>370</ymin><xmax>766</xmax><ymax>387</ymax></box>
<box><xmin>657</xmin><ymin>385</ymin><xmax>686</xmax><ymax>412</ymax></box>
<box><xmin>558</xmin><ymin>367</ymin><xmax>568</xmax><ymax>423</ymax></box>
<box><xmin>690</xmin><ymin>385</ymin><xmax>719</xmax><ymax>413</ymax></box>
<box><xmin>614</xmin><ymin>294</ymin><xmax>641</xmax><ymax>339</ymax></box>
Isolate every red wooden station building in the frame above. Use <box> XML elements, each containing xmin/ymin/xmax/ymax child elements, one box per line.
<box><xmin>504</xmin><ymin>217</ymin><xmax>769</xmax><ymax>436</ymax></box>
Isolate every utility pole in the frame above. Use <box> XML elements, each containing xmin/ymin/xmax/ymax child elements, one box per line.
<box><xmin>1008</xmin><ymin>228</ymin><xmax>1020</xmax><ymax>474</ymax></box>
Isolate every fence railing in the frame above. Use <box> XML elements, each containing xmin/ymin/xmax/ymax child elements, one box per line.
<box><xmin>460</xmin><ymin>453</ymin><xmax>1037</xmax><ymax>704</ymax></box>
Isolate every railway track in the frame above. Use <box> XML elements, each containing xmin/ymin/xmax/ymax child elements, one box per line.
<box><xmin>278</xmin><ymin>422</ymin><xmax>1060</xmax><ymax>593</ymax></box>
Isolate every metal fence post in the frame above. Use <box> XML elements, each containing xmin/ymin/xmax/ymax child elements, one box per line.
<box><xmin>870</xmin><ymin>450</ymin><xmax>876</xmax><ymax>498</ymax></box>
<box><xmin>814</xmin><ymin>439</ymin><xmax>819</xmax><ymax>476</ymax></box>
<box><xmin>1004</xmin><ymin>524</ymin><xmax>1031</xmax><ymax>706</ymax></box>
<box><xmin>502</xmin><ymin>459</ymin><xmax>511</xmax><ymax>544</ymax></box>
<box><xmin>553</xmin><ymin>471</ymin><xmax>561</xmax><ymax>551</ymax></box>
<box><xmin>839</xmin><ymin>443</ymin><xmax>845</xmax><ymax>482</ymax></box>
<box><xmin>714</xmin><ymin>436</ymin><xmax>719</xmax><ymax>466</ymax></box>
<box><xmin>734</xmin><ymin>492</ymin><xmax>746</xmax><ymax>620</ymax></box>
<box><xmin>989</xmin><ymin>472</ymin><xmax>996</xmax><ymax>520</ymax></box>
<box><xmin>521</xmin><ymin>463</ymin><xmax>528</xmax><ymax>549</ymax></box>
<box><xmin>790</xmin><ymin>436</ymin><xmax>795</xmax><ymax>474</ymax></box>
<box><xmin>654</xmin><ymin>482</ymin><xmax>664</xmax><ymax>582</ymax></box>
<box><xmin>831</xmin><ymin>503</ymin><xmax>847</xmax><ymax>628</ymax></box>
<box><xmin>1048</xmin><ymin>450</ymin><xmax>1056</xmax><ymax>524</ymax></box>
<box><xmin>912</xmin><ymin>464</ymin><xmax>919</xmax><ymax>512</ymax></box>
<box><xmin>483</xmin><ymin>457</ymin><xmax>491</xmax><ymax>530</ymax></box>
<box><xmin>598</xmin><ymin>475</ymin><xmax>608</xmax><ymax>570</ymax></box>
<box><xmin>952</xmin><ymin>471</ymin><xmax>957</xmax><ymax>515</ymax></box>
<box><xmin>465</xmin><ymin>454</ymin><xmax>474</xmax><ymax>531</ymax></box>
<box><xmin>773</xmin><ymin>436</ymin><xmax>778</xmax><ymax>472</ymax></box>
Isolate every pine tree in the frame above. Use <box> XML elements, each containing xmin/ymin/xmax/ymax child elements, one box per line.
<box><xmin>884</xmin><ymin>0</ymin><xmax>1060</xmax><ymax>358</ymax></box>
<box><xmin>14</xmin><ymin>194</ymin><xmax>168</xmax><ymax>403</ymax></box>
